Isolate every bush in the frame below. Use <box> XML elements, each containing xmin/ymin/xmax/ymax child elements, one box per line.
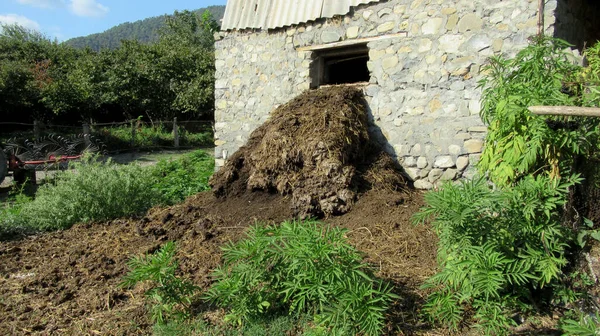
<box><xmin>478</xmin><ymin>36</ymin><xmax>600</xmax><ymax>186</ymax></box>
<box><xmin>413</xmin><ymin>176</ymin><xmax>578</xmax><ymax>335</ymax></box>
<box><xmin>19</xmin><ymin>156</ymin><xmax>161</xmax><ymax>231</ymax></box>
<box><xmin>204</xmin><ymin>220</ymin><xmax>397</xmax><ymax>336</ymax></box>
<box><xmin>150</xmin><ymin>150</ymin><xmax>213</xmax><ymax>204</ymax></box>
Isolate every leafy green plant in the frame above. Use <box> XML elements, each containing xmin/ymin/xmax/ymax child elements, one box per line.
<box><xmin>560</xmin><ymin>311</ymin><xmax>600</xmax><ymax>336</ymax></box>
<box><xmin>150</xmin><ymin>150</ymin><xmax>213</xmax><ymax>204</ymax></box>
<box><xmin>121</xmin><ymin>242</ymin><xmax>198</xmax><ymax>325</ymax></box>
<box><xmin>19</xmin><ymin>155</ymin><xmax>161</xmax><ymax>231</ymax></box>
<box><xmin>204</xmin><ymin>220</ymin><xmax>397</xmax><ymax>336</ymax></box>
<box><xmin>0</xmin><ymin>183</ymin><xmax>32</xmax><ymax>239</ymax></box>
<box><xmin>413</xmin><ymin>175</ymin><xmax>578</xmax><ymax>335</ymax></box>
<box><xmin>478</xmin><ymin>36</ymin><xmax>600</xmax><ymax>186</ymax></box>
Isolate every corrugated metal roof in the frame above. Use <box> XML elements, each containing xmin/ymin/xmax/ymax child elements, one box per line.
<box><xmin>221</xmin><ymin>0</ymin><xmax>382</xmax><ymax>31</ymax></box>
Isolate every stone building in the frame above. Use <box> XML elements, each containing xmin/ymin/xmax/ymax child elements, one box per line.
<box><xmin>213</xmin><ymin>0</ymin><xmax>600</xmax><ymax>189</ymax></box>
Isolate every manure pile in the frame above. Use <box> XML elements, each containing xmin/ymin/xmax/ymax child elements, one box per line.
<box><xmin>210</xmin><ymin>86</ymin><xmax>407</xmax><ymax>218</ymax></box>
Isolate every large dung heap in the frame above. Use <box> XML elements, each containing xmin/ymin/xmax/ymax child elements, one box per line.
<box><xmin>210</xmin><ymin>86</ymin><xmax>406</xmax><ymax>218</ymax></box>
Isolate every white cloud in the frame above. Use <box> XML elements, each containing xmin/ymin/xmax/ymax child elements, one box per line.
<box><xmin>16</xmin><ymin>0</ymin><xmax>60</xmax><ymax>9</ymax></box>
<box><xmin>69</xmin><ymin>0</ymin><xmax>109</xmax><ymax>18</ymax></box>
<box><xmin>0</xmin><ymin>14</ymin><xmax>41</xmax><ymax>31</ymax></box>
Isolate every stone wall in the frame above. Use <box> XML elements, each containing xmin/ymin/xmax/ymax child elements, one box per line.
<box><xmin>214</xmin><ymin>0</ymin><xmax>560</xmax><ymax>189</ymax></box>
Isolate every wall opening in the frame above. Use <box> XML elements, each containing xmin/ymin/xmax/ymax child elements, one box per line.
<box><xmin>311</xmin><ymin>44</ymin><xmax>369</xmax><ymax>87</ymax></box>
<box><xmin>554</xmin><ymin>0</ymin><xmax>600</xmax><ymax>50</ymax></box>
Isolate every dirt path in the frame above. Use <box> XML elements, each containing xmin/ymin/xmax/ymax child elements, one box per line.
<box><xmin>0</xmin><ymin>189</ymin><xmax>437</xmax><ymax>335</ymax></box>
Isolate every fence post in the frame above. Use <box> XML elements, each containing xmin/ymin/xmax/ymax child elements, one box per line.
<box><xmin>131</xmin><ymin>120</ymin><xmax>136</xmax><ymax>148</ymax></box>
<box><xmin>82</xmin><ymin>123</ymin><xmax>92</xmax><ymax>148</ymax></box>
<box><xmin>33</xmin><ymin>120</ymin><xmax>40</xmax><ymax>139</ymax></box>
<box><xmin>173</xmin><ymin>117</ymin><xmax>179</xmax><ymax>148</ymax></box>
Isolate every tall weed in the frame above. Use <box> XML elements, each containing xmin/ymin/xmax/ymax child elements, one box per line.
<box><xmin>413</xmin><ymin>176</ymin><xmax>578</xmax><ymax>335</ymax></box>
<box><xmin>204</xmin><ymin>220</ymin><xmax>397</xmax><ymax>336</ymax></box>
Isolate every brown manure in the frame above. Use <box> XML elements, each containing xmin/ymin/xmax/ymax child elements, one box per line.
<box><xmin>210</xmin><ymin>86</ymin><xmax>407</xmax><ymax>218</ymax></box>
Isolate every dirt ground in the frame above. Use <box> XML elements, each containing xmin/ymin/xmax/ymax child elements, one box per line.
<box><xmin>0</xmin><ymin>188</ymin><xmax>441</xmax><ymax>335</ymax></box>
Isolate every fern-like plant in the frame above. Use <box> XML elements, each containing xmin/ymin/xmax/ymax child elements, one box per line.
<box><xmin>413</xmin><ymin>175</ymin><xmax>579</xmax><ymax>335</ymax></box>
<box><xmin>204</xmin><ymin>220</ymin><xmax>397</xmax><ymax>336</ymax></box>
<box><xmin>121</xmin><ymin>242</ymin><xmax>198</xmax><ymax>325</ymax></box>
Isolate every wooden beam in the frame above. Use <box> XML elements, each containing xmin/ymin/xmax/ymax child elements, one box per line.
<box><xmin>529</xmin><ymin>106</ymin><xmax>600</xmax><ymax>117</ymax></box>
<box><xmin>296</xmin><ymin>32</ymin><xmax>408</xmax><ymax>51</ymax></box>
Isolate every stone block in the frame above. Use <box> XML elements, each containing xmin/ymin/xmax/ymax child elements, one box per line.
<box><xmin>422</xmin><ymin>18</ymin><xmax>444</xmax><ymax>35</ymax></box>
<box><xmin>464</xmin><ymin>139</ymin><xmax>484</xmax><ymax>153</ymax></box>
<box><xmin>414</xmin><ymin>179</ymin><xmax>433</xmax><ymax>189</ymax></box>
<box><xmin>417</xmin><ymin>156</ymin><xmax>428</xmax><ymax>169</ymax></box>
<box><xmin>456</xmin><ymin>156</ymin><xmax>470</xmax><ymax>171</ymax></box>
<box><xmin>441</xmin><ymin>168</ymin><xmax>458</xmax><ymax>181</ymax></box>
<box><xmin>405</xmin><ymin>167</ymin><xmax>420</xmax><ymax>180</ymax></box>
<box><xmin>403</xmin><ymin>156</ymin><xmax>417</xmax><ymax>167</ymax></box>
<box><xmin>458</xmin><ymin>13</ymin><xmax>483</xmax><ymax>33</ymax></box>
<box><xmin>378</xmin><ymin>8</ymin><xmax>392</xmax><ymax>17</ymax></box>
<box><xmin>428</xmin><ymin>168</ymin><xmax>444</xmax><ymax>182</ymax></box>
<box><xmin>434</xmin><ymin>156</ymin><xmax>454</xmax><ymax>168</ymax></box>
<box><xmin>347</xmin><ymin>26</ymin><xmax>359</xmax><ymax>39</ymax></box>
<box><xmin>449</xmin><ymin>145</ymin><xmax>462</xmax><ymax>155</ymax></box>
<box><xmin>321</xmin><ymin>31</ymin><xmax>341</xmax><ymax>43</ymax></box>
<box><xmin>439</xmin><ymin>35</ymin><xmax>465</xmax><ymax>53</ymax></box>
<box><xmin>377</xmin><ymin>21</ymin><xmax>396</xmax><ymax>33</ymax></box>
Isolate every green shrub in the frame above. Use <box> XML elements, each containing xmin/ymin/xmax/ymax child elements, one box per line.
<box><xmin>121</xmin><ymin>242</ymin><xmax>198</xmax><ymax>326</ymax></box>
<box><xmin>204</xmin><ymin>220</ymin><xmax>397</xmax><ymax>336</ymax></box>
<box><xmin>413</xmin><ymin>176</ymin><xmax>578</xmax><ymax>335</ymax></box>
<box><xmin>150</xmin><ymin>150</ymin><xmax>213</xmax><ymax>204</ymax></box>
<box><xmin>478</xmin><ymin>36</ymin><xmax>600</xmax><ymax>186</ymax></box>
<box><xmin>19</xmin><ymin>156</ymin><xmax>161</xmax><ymax>230</ymax></box>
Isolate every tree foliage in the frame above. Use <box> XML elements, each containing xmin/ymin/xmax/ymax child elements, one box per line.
<box><xmin>0</xmin><ymin>9</ymin><xmax>218</xmax><ymax>125</ymax></box>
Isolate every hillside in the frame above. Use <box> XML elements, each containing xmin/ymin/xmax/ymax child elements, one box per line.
<box><xmin>64</xmin><ymin>5</ymin><xmax>225</xmax><ymax>51</ymax></box>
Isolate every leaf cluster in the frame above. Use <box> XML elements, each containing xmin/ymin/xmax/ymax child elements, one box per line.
<box><xmin>204</xmin><ymin>220</ymin><xmax>397</xmax><ymax>336</ymax></box>
<box><xmin>478</xmin><ymin>36</ymin><xmax>600</xmax><ymax>186</ymax></box>
<box><xmin>121</xmin><ymin>242</ymin><xmax>198</xmax><ymax>325</ymax></box>
<box><xmin>413</xmin><ymin>175</ymin><xmax>577</xmax><ymax>335</ymax></box>
<box><xmin>559</xmin><ymin>311</ymin><xmax>600</xmax><ymax>336</ymax></box>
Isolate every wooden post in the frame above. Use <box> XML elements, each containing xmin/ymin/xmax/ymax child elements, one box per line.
<box><xmin>131</xmin><ymin>120</ymin><xmax>136</xmax><ymax>148</ymax></box>
<box><xmin>82</xmin><ymin>123</ymin><xmax>92</xmax><ymax>148</ymax></box>
<box><xmin>537</xmin><ymin>0</ymin><xmax>545</xmax><ymax>36</ymax></box>
<box><xmin>529</xmin><ymin>106</ymin><xmax>600</xmax><ymax>117</ymax></box>
<box><xmin>173</xmin><ymin>117</ymin><xmax>179</xmax><ymax>148</ymax></box>
<box><xmin>33</xmin><ymin>120</ymin><xmax>40</xmax><ymax>139</ymax></box>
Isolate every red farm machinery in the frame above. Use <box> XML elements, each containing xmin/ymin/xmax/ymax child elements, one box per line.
<box><xmin>0</xmin><ymin>135</ymin><xmax>105</xmax><ymax>186</ymax></box>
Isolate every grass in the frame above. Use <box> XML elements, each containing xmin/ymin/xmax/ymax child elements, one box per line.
<box><xmin>1</xmin><ymin>123</ymin><xmax>213</xmax><ymax>153</ymax></box>
<box><xmin>97</xmin><ymin>124</ymin><xmax>213</xmax><ymax>152</ymax></box>
<box><xmin>0</xmin><ymin>150</ymin><xmax>214</xmax><ymax>238</ymax></box>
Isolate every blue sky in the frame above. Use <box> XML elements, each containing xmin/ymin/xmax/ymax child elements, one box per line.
<box><xmin>1</xmin><ymin>0</ymin><xmax>228</xmax><ymax>41</ymax></box>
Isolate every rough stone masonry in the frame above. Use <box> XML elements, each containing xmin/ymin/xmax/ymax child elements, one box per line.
<box><xmin>214</xmin><ymin>0</ymin><xmax>596</xmax><ymax>189</ymax></box>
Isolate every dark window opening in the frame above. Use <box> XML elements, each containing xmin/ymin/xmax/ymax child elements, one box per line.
<box><xmin>311</xmin><ymin>44</ymin><xmax>370</xmax><ymax>87</ymax></box>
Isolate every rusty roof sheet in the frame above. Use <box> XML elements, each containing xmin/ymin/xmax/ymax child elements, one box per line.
<box><xmin>221</xmin><ymin>0</ymin><xmax>382</xmax><ymax>31</ymax></box>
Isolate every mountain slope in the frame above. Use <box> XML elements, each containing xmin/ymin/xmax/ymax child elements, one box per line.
<box><xmin>64</xmin><ymin>5</ymin><xmax>225</xmax><ymax>51</ymax></box>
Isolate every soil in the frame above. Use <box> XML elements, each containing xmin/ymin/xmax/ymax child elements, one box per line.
<box><xmin>0</xmin><ymin>189</ymin><xmax>439</xmax><ymax>335</ymax></box>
